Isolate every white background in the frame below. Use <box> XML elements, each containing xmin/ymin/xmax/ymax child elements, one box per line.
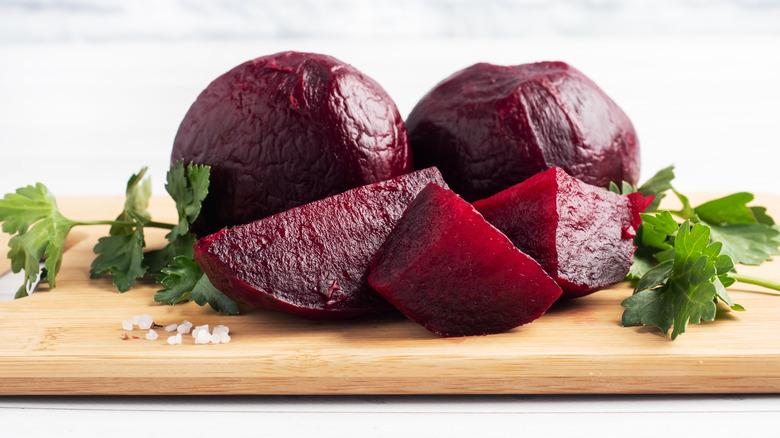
<box><xmin>1</xmin><ymin>1</ymin><xmax>780</xmax><ymax>436</ymax></box>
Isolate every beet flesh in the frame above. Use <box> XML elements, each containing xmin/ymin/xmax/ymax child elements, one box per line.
<box><xmin>194</xmin><ymin>167</ymin><xmax>446</xmax><ymax>320</ymax></box>
<box><xmin>173</xmin><ymin>51</ymin><xmax>413</xmax><ymax>236</ymax></box>
<box><xmin>473</xmin><ymin>167</ymin><xmax>652</xmax><ymax>299</ymax></box>
<box><xmin>368</xmin><ymin>183</ymin><xmax>562</xmax><ymax>337</ymax></box>
<box><xmin>406</xmin><ymin>61</ymin><xmax>639</xmax><ymax>202</ymax></box>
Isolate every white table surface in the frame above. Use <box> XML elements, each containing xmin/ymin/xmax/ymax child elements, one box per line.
<box><xmin>1</xmin><ymin>36</ymin><xmax>779</xmax><ymax>436</ymax></box>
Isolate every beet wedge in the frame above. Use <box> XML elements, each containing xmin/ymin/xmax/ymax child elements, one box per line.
<box><xmin>473</xmin><ymin>167</ymin><xmax>653</xmax><ymax>299</ymax></box>
<box><xmin>194</xmin><ymin>167</ymin><xmax>446</xmax><ymax>320</ymax></box>
<box><xmin>368</xmin><ymin>183</ymin><xmax>562</xmax><ymax>337</ymax></box>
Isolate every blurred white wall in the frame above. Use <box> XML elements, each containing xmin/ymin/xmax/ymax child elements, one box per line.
<box><xmin>1</xmin><ymin>0</ymin><xmax>779</xmax><ymax>43</ymax></box>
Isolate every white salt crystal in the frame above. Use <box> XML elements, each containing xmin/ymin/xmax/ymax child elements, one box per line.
<box><xmin>146</xmin><ymin>329</ymin><xmax>158</xmax><ymax>341</ymax></box>
<box><xmin>121</xmin><ymin>320</ymin><xmax>133</xmax><ymax>331</ymax></box>
<box><xmin>192</xmin><ymin>324</ymin><xmax>209</xmax><ymax>339</ymax></box>
<box><xmin>177</xmin><ymin>320</ymin><xmax>193</xmax><ymax>334</ymax></box>
<box><xmin>132</xmin><ymin>314</ymin><xmax>142</xmax><ymax>326</ymax></box>
<box><xmin>164</xmin><ymin>324</ymin><xmax>178</xmax><ymax>332</ymax></box>
<box><xmin>210</xmin><ymin>333</ymin><xmax>231</xmax><ymax>344</ymax></box>
<box><xmin>194</xmin><ymin>329</ymin><xmax>212</xmax><ymax>344</ymax></box>
<box><xmin>213</xmin><ymin>325</ymin><xmax>229</xmax><ymax>336</ymax></box>
<box><xmin>137</xmin><ymin>314</ymin><xmax>154</xmax><ymax>330</ymax></box>
<box><xmin>167</xmin><ymin>333</ymin><xmax>182</xmax><ymax>345</ymax></box>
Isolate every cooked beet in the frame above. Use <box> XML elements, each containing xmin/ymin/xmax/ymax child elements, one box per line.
<box><xmin>368</xmin><ymin>183</ymin><xmax>562</xmax><ymax>337</ymax></box>
<box><xmin>473</xmin><ymin>167</ymin><xmax>652</xmax><ymax>299</ymax></box>
<box><xmin>194</xmin><ymin>168</ymin><xmax>446</xmax><ymax>320</ymax></box>
<box><xmin>172</xmin><ymin>51</ymin><xmax>413</xmax><ymax>236</ymax></box>
<box><xmin>406</xmin><ymin>61</ymin><xmax>639</xmax><ymax>202</ymax></box>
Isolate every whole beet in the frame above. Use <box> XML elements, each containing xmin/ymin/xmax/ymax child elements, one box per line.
<box><xmin>172</xmin><ymin>51</ymin><xmax>413</xmax><ymax>236</ymax></box>
<box><xmin>406</xmin><ymin>61</ymin><xmax>639</xmax><ymax>202</ymax></box>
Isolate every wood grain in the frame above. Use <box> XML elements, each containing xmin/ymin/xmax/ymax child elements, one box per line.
<box><xmin>1</xmin><ymin>194</ymin><xmax>779</xmax><ymax>395</ymax></box>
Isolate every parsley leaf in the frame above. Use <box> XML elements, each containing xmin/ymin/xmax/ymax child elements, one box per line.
<box><xmin>0</xmin><ymin>161</ymin><xmax>236</xmax><ymax>315</ymax></box>
<box><xmin>0</xmin><ymin>183</ymin><xmax>77</xmax><ymax>295</ymax></box>
<box><xmin>152</xmin><ymin>161</ymin><xmax>237</xmax><ymax>313</ymax></box>
<box><xmin>90</xmin><ymin>217</ymin><xmax>147</xmax><ymax>292</ymax></box>
<box><xmin>636</xmin><ymin>165</ymin><xmax>675</xmax><ymax>212</ymax></box>
<box><xmin>144</xmin><ymin>160</ymin><xmax>211</xmax><ymax>274</ymax></box>
<box><xmin>708</xmin><ymin>223</ymin><xmax>780</xmax><ymax>265</ymax></box>
<box><xmin>154</xmin><ymin>255</ymin><xmax>202</xmax><ymax>305</ymax></box>
<box><xmin>622</xmin><ymin>220</ymin><xmax>739</xmax><ymax>339</ymax></box>
<box><xmin>166</xmin><ymin>160</ymin><xmax>209</xmax><ymax>241</ymax></box>
<box><xmin>190</xmin><ymin>274</ymin><xmax>239</xmax><ymax>315</ymax></box>
<box><xmin>110</xmin><ymin>167</ymin><xmax>152</xmax><ymax>235</ymax></box>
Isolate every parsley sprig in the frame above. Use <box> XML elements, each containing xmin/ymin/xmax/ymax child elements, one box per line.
<box><xmin>0</xmin><ymin>160</ymin><xmax>238</xmax><ymax>314</ymax></box>
<box><xmin>618</xmin><ymin>166</ymin><xmax>780</xmax><ymax>339</ymax></box>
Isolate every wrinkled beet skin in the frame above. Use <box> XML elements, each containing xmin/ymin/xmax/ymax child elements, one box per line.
<box><xmin>474</xmin><ymin>167</ymin><xmax>652</xmax><ymax>299</ymax></box>
<box><xmin>172</xmin><ymin>51</ymin><xmax>413</xmax><ymax>236</ymax></box>
<box><xmin>368</xmin><ymin>183</ymin><xmax>562</xmax><ymax>337</ymax></box>
<box><xmin>194</xmin><ymin>168</ymin><xmax>447</xmax><ymax>320</ymax></box>
<box><xmin>406</xmin><ymin>61</ymin><xmax>640</xmax><ymax>202</ymax></box>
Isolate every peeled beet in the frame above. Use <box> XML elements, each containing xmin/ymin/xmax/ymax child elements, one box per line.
<box><xmin>368</xmin><ymin>183</ymin><xmax>562</xmax><ymax>337</ymax></box>
<box><xmin>193</xmin><ymin>167</ymin><xmax>446</xmax><ymax>320</ymax></box>
<box><xmin>172</xmin><ymin>51</ymin><xmax>413</xmax><ymax>236</ymax></box>
<box><xmin>406</xmin><ymin>61</ymin><xmax>639</xmax><ymax>202</ymax></box>
<box><xmin>473</xmin><ymin>167</ymin><xmax>652</xmax><ymax>299</ymax></box>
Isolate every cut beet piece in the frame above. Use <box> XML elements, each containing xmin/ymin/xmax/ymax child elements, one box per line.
<box><xmin>194</xmin><ymin>167</ymin><xmax>447</xmax><ymax>320</ymax></box>
<box><xmin>368</xmin><ymin>183</ymin><xmax>562</xmax><ymax>337</ymax></box>
<box><xmin>473</xmin><ymin>167</ymin><xmax>653</xmax><ymax>299</ymax></box>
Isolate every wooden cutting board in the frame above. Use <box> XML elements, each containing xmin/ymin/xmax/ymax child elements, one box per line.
<box><xmin>1</xmin><ymin>194</ymin><xmax>779</xmax><ymax>395</ymax></box>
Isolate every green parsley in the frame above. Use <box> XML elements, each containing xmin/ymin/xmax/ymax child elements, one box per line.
<box><xmin>0</xmin><ymin>160</ymin><xmax>238</xmax><ymax>314</ymax></box>
<box><xmin>619</xmin><ymin>166</ymin><xmax>780</xmax><ymax>339</ymax></box>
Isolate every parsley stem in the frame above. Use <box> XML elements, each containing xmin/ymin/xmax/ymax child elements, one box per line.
<box><xmin>731</xmin><ymin>274</ymin><xmax>780</xmax><ymax>292</ymax></box>
<box><xmin>72</xmin><ymin>220</ymin><xmax>176</xmax><ymax>230</ymax></box>
<box><xmin>146</xmin><ymin>221</ymin><xmax>177</xmax><ymax>230</ymax></box>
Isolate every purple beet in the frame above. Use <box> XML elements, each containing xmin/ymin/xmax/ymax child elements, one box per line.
<box><xmin>194</xmin><ymin>167</ymin><xmax>446</xmax><ymax>320</ymax></box>
<box><xmin>368</xmin><ymin>183</ymin><xmax>562</xmax><ymax>337</ymax></box>
<box><xmin>406</xmin><ymin>61</ymin><xmax>639</xmax><ymax>202</ymax></box>
<box><xmin>173</xmin><ymin>51</ymin><xmax>413</xmax><ymax>236</ymax></box>
<box><xmin>473</xmin><ymin>167</ymin><xmax>652</xmax><ymax>299</ymax></box>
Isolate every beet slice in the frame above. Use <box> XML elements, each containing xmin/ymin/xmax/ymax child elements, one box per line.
<box><xmin>368</xmin><ymin>183</ymin><xmax>562</xmax><ymax>337</ymax></box>
<box><xmin>406</xmin><ymin>61</ymin><xmax>639</xmax><ymax>202</ymax></box>
<box><xmin>194</xmin><ymin>167</ymin><xmax>446</xmax><ymax>320</ymax></box>
<box><xmin>172</xmin><ymin>51</ymin><xmax>413</xmax><ymax>236</ymax></box>
<box><xmin>473</xmin><ymin>167</ymin><xmax>653</xmax><ymax>299</ymax></box>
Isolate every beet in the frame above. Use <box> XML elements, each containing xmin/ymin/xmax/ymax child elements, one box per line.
<box><xmin>368</xmin><ymin>183</ymin><xmax>562</xmax><ymax>337</ymax></box>
<box><xmin>473</xmin><ymin>167</ymin><xmax>653</xmax><ymax>299</ymax></box>
<box><xmin>406</xmin><ymin>61</ymin><xmax>639</xmax><ymax>202</ymax></box>
<box><xmin>193</xmin><ymin>167</ymin><xmax>447</xmax><ymax>320</ymax></box>
<box><xmin>172</xmin><ymin>51</ymin><xmax>413</xmax><ymax>236</ymax></box>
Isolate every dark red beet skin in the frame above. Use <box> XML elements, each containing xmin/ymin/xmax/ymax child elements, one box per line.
<box><xmin>473</xmin><ymin>167</ymin><xmax>653</xmax><ymax>299</ymax></box>
<box><xmin>194</xmin><ymin>168</ymin><xmax>447</xmax><ymax>320</ymax></box>
<box><xmin>368</xmin><ymin>183</ymin><xmax>562</xmax><ymax>337</ymax></box>
<box><xmin>173</xmin><ymin>51</ymin><xmax>413</xmax><ymax>236</ymax></box>
<box><xmin>406</xmin><ymin>61</ymin><xmax>640</xmax><ymax>202</ymax></box>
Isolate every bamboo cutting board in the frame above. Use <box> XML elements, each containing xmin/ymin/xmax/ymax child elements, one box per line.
<box><xmin>0</xmin><ymin>195</ymin><xmax>779</xmax><ymax>395</ymax></box>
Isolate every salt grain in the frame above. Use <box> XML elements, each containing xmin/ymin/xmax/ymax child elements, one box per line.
<box><xmin>194</xmin><ymin>329</ymin><xmax>212</xmax><ymax>344</ymax></box>
<box><xmin>132</xmin><ymin>314</ymin><xmax>142</xmax><ymax>326</ymax></box>
<box><xmin>167</xmin><ymin>333</ymin><xmax>182</xmax><ymax>345</ymax></box>
<box><xmin>164</xmin><ymin>324</ymin><xmax>178</xmax><ymax>332</ymax></box>
<box><xmin>121</xmin><ymin>320</ymin><xmax>133</xmax><ymax>331</ymax></box>
<box><xmin>137</xmin><ymin>314</ymin><xmax>154</xmax><ymax>330</ymax></box>
<box><xmin>146</xmin><ymin>329</ymin><xmax>158</xmax><ymax>341</ymax></box>
<box><xmin>177</xmin><ymin>320</ymin><xmax>193</xmax><ymax>334</ymax></box>
<box><xmin>192</xmin><ymin>324</ymin><xmax>209</xmax><ymax>339</ymax></box>
<box><xmin>210</xmin><ymin>333</ymin><xmax>231</xmax><ymax>344</ymax></box>
<box><xmin>213</xmin><ymin>325</ymin><xmax>229</xmax><ymax>336</ymax></box>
